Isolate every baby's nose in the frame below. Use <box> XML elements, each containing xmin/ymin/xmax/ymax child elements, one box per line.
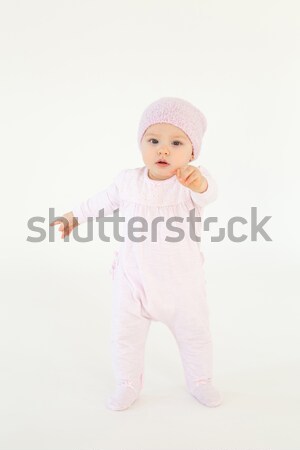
<box><xmin>158</xmin><ymin>146</ymin><xmax>170</xmax><ymax>155</ymax></box>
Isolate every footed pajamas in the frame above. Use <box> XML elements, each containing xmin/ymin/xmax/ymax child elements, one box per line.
<box><xmin>72</xmin><ymin>165</ymin><xmax>218</xmax><ymax>397</ymax></box>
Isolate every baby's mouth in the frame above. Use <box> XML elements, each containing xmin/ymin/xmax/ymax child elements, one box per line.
<box><xmin>156</xmin><ymin>160</ymin><xmax>170</xmax><ymax>166</ymax></box>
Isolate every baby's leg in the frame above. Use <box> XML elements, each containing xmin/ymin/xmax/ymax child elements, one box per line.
<box><xmin>168</xmin><ymin>283</ymin><xmax>222</xmax><ymax>407</ymax></box>
<box><xmin>107</xmin><ymin>267</ymin><xmax>151</xmax><ymax>410</ymax></box>
<box><xmin>169</xmin><ymin>308</ymin><xmax>214</xmax><ymax>390</ymax></box>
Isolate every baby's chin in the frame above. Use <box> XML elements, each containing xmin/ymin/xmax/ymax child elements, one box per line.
<box><xmin>148</xmin><ymin>166</ymin><xmax>175</xmax><ymax>181</ymax></box>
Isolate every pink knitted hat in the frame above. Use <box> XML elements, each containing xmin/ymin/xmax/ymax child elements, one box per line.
<box><xmin>137</xmin><ymin>97</ymin><xmax>207</xmax><ymax>160</ymax></box>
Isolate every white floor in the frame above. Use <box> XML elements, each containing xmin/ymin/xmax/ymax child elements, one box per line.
<box><xmin>1</xmin><ymin>248</ymin><xmax>299</xmax><ymax>450</ymax></box>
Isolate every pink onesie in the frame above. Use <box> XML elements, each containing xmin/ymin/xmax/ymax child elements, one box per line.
<box><xmin>72</xmin><ymin>164</ymin><xmax>218</xmax><ymax>394</ymax></box>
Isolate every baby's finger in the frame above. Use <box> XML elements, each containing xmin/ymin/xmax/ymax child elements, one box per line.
<box><xmin>178</xmin><ymin>164</ymin><xmax>189</xmax><ymax>176</ymax></box>
<box><xmin>50</xmin><ymin>220</ymin><xmax>60</xmax><ymax>226</ymax></box>
<box><xmin>176</xmin><ymin>165</ymin><xmax>187</xmax><ymax>179</ymax></box>
<box><xmin>179</xmin><ymin>165</ymin><xmax>194</xmax><ymax>183</ymax></box>
<box><xmin>185</xmin><ymin>172</ymin><xmax>198</xmax><ymax>186</ymax></box>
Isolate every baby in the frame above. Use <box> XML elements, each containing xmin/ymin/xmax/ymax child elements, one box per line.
<box><xmin>50</xmin><ymin>97</ymin><xmax>222</xmax><ymax>411</ymax></box>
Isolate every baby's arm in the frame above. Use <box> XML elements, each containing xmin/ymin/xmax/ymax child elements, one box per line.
<box><xmin>72</xmin><ymin>180</ymin><xmax>120</xmax><ymax>225</ymax></box>
<box><xmin>190</xmin><ymin>165</ymin><xmax>218</xmax><ymax>207</ymax></box>
<box><xmin>50</xmin><ymin>169</ymin><xmax>125</xmax><ymax>238</ymax></box>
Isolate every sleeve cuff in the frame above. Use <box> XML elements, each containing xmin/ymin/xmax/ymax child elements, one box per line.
<box><xmin>72</xmin><ymin>205</ymin><xmax>87</xmax><ymax>225</ymax></box>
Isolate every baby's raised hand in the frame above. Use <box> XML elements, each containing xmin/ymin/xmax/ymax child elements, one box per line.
<box><xmin>172</xmin><ymin>165</ymin><xmax>208</xmax><ymax>193</ymax></box>
<box><xmin>50</xmin><ymin>211</ymin><xmax>79</xmax><ymax>239</ymax></box>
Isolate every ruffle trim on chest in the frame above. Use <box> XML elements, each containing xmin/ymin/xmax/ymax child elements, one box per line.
<box><xmin>117</xmin><ymin>166</ymin><xmax>192</xmax><ymax>207</ymax></box>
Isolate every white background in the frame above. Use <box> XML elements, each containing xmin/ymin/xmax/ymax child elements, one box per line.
<box><xmin>1</xmin><ymin>0</ymin><xmax>299</xmax><ymax>449</ymax></box>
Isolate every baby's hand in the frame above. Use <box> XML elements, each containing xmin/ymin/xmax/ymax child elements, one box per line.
<box><xmin>171</xmin><ymin>165</ymin><xmax>208</xmax><ymax>193</ymax></box>
<box><xmin>50</xmin><ymin>211</ymin><xmax>79</xmax><ymax>239</ymax></box>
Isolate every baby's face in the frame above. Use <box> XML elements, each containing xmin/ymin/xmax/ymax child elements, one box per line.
<box><xmin>140</xmin><ymin>123</ymin><xmax>194</xmax><ymax>181</ymax></box>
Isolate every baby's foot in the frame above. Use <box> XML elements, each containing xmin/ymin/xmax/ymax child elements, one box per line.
<box><xmin>191</xmin><ymin>381</ymin><xmax>222</xmax><ymax>407</ymax></box>
<box><xmin>106</xmin><ymin>379</ymin><xmax>142</xmax><ymax>411</ymax></box>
